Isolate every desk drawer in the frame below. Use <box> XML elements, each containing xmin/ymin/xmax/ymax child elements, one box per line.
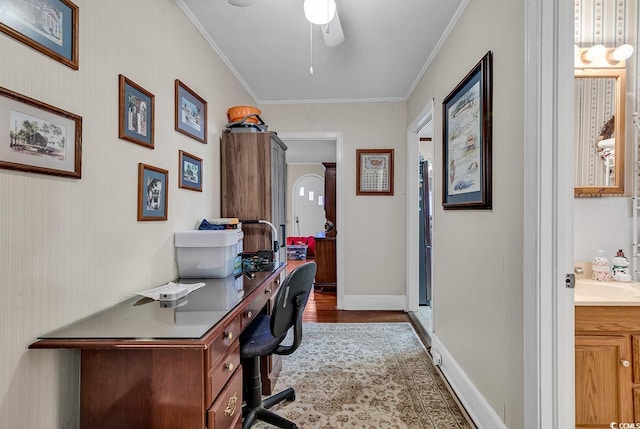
<box><xmin>206</xmin><ymin>342</ymin><xmax>240</xmax><ymax>407</ymax></box>
<box><xmin>207</xmin><ymin>367</ymin><xmax>243</xmax><ymax>429</ymax></box>
<box><xmin>208</xmin><ymin>316</ymin><xmax>241</xmax><ymax>367</ymax></box>
<box><xmin>241</xmin><ymin>278</ymin><xmax>279</xmax><ymax>330</ymax></box>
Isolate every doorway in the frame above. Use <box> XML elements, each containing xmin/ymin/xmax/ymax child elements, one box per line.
<box><xmin>278</xmin><ymin>131</ymin><xmax>344</xmax><ymax>308</ymax></box>
<box><xmin>292</xmin><ymin>174</ymin><xmax>325</xmax><ymax>237</ymax></box>
<box><xmin>406</xmin><ymin>101</ymin><xmax>435</xmax><ymax>342</ymax></box>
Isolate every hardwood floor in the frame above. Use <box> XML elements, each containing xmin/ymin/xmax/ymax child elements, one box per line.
<box><xmin>286</xmin><ymin>259</ymin><xmax>410</xmax><ymax>323</ymax></box>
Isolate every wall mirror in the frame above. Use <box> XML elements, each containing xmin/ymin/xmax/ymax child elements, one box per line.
<box><xmin>574</xmin><ymin>68</ymin><xmax>626</xmax><ymax>196</ymax></box>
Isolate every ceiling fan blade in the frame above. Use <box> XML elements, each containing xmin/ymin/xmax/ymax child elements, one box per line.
<box><xmin>321</xmin><ymin>10</ymin><xmax>344</xmax><ymax>47</ymax></box>
<box><xmin>228</xmin><ymin>0</ymin><xmax>262</xmax><ymax>6</ymax></box>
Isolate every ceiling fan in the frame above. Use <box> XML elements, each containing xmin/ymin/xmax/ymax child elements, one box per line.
<box><xmin>227</xmin><ymin>0</ymin><xmax>344</xmax><ymax>47</ymax></box>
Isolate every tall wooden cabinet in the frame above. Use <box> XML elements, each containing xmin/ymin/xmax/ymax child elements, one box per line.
<box><xmin>220</xmin><ymin>130</ymin><xmax>287</xmax><ymax>394</ymax></box>
<box><xmin>314</xmin><ymin>162</ymin><xmax>337</xmax><ymax>291</ymax></box>
<box><xmin>220</xmin><ymin>131</ymin><xmax>287</xmax><ymax>262</ymax></box>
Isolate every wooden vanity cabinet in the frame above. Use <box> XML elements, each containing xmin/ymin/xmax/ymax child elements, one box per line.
<box><xmin>575</xmin><ymin>306</ymin><xmax>640</xmax><ymax>428</ymax></box>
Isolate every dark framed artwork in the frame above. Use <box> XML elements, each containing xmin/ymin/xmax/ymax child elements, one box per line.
<box><xmin>356</xmin><ymin>149</ymin><xmax>394</xmax><ymax>196</ymax></box>
<box><xmin>119</xmin><ymin>75</ymin><xmax>154</xmax><ymax>149</ymax></box>
<box><xmin>442</xmin><ymin>51</ymin><xmax>492</xmax><ymax>210</ymax></box>
<box><xmin>138</xmin><ymin>163</ymin><xmax>168</xmax><ymax>221</ymax></box>
<box><xmin>0</xmin><ymin>86</ymin><xmax>82</xmax><ymax>178</ymax></box>
<box><xmin>0</xmin><ymin>0</ymin><xmax>79</xmax><ymax>69</ymax></box>
<box><xmin>175</xmin><ymin>79</ymin><xmax>207</xmax><ymax>143</ymax></box>
<box><xmin>178</xmin><ymin>150</ymin><xmax>202</xmax><ymax>192</ymax></box>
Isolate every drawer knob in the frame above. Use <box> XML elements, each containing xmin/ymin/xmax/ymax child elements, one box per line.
<box><xmin>264</xmin><ymin>289</ymin><xmax>272</xmax><ymax>295</ymax></box>
<box><xmin>246</xmin><ymin>311</ymin><xmax>253</xmax><ymax>319</ymax></box>
<box><xmin>224</xmin><ymin>393</ymin><xmax>238</xmax><ymax>417</ymax></box>
<box><xmin>225</xmin><ymin>362</ymin><xmax>234</xmax><ymax>372</ymax></box>
<box><xmin>621</xmin><ymin>359</ymin><xmax>630</xmax><ymax>367</ymax></box>
<box><xmin>224</xmin><ymin>331</ymin><xmax>233</xmax><ymax>341</ymax></box>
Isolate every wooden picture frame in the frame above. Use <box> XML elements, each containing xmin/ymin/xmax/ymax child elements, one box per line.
<box><xmin>0</xmin><ymin>0</ymin><xmax>79</xmax><ymax>69</ymax></box>
<box><xmin>175</xmin><ymin>80</ymin><xmax>207</xmax><ymax>143</ymax></box>
<box><xmin>178</xmin><ymin>150</ymin><xmax>202</xmax><ymax>192</ymax></box>
<box><xmin>138</xmin><ymin>163</ymin><xmax>168</xmax><ymax>221</ymax></box>
<box><xmin>119</xmin><ymin>75</ymin><xmax>154</xmax><ymax>149</ymax></box>
<box><xmin>1</xmin><ymin>86</ymin><xmax>82</xmax><ymax>178</ymax></box>
<box><xmin>442</xmin><ymin>51</ymin><xmax>492</xmax><ymax>210</ymax></box>
<box><xmin>356</xmin><ymin>149</ymin><xmax>394</xmax><ymax>196</ymax></box>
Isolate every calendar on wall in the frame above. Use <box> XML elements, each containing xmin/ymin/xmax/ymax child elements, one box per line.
<box><xmin>356</xmin><ymin>149</ymin><xmax>394</xmax><ymax>196</ymax></box>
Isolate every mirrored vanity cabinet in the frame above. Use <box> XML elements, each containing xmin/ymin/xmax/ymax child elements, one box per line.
<box><xmin>574</xmin><ymin>47</ymin><xmax>627</xmax><ymax>196</ymax></box>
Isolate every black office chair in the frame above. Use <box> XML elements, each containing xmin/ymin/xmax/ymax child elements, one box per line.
<box><xmin>240</xmin><ymin>262</ymin><xmax>317</xmax><ymax>429</ymax></box>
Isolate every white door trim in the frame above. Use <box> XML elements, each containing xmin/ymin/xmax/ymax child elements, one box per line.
<box><xmin>523</xmin><ymin>0</ymin><xmax>574</xmax><ymax>427</ymax></box>
<box><xmin>406</xmin><ymin>101</ymin><xmax>434</xmax><ymax>314</ymax></box>
<box><xmin>277</xmin><ymin>131</ymin><xmax>345</xmax><ymax>309</ymax></box>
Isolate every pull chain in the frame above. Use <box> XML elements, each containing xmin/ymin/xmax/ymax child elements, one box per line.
<box><xmin>309</xmin><ymin>22</ymin><xmax>314</xmax><ymax>75</ymax></box>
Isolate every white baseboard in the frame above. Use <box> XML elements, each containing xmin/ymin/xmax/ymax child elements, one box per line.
<box><xmin>340</xmin><ymin>294</ymin><xmax>406</xmax><ymax>310</ymax></box>
<box><xmin>431</xmin><ymin>334</ymin><xmax>508</xmax><ymax>429</ymax></box>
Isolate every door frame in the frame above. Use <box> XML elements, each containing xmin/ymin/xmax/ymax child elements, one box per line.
<box><xmin>523</xmin><ymin>0</ymin><xmax>575</xmax><ymax>427</ymax></box>
<box><xmin>406</xmin><ymin>101</ymin><xmax>434</xmax><ymax>317</ymax></box>
<box><xmin>277</xmin><ymin>131</ymin><xmax>344</xmax><ymax>308</ymax></box>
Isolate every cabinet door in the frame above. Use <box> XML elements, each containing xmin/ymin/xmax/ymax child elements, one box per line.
<box><xmin>271</xmin><ymin>136</ymin><xmax>287</xmax><ymax>262</ymax></box>
<box><xmin>221</xmin><ymin>132</ymin><xmax>273</xmax><ymax>253</ymax></box>
<box><xmin>575</xmin><ymin>335</ymin><xmax>633</xmax><ymax>428</ymax></box>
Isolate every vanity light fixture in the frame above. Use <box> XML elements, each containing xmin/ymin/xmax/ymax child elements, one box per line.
<box><xmin>575</xmin><ymin>44</ymin><xmax>635</xmax><ymax>68</ymax></box>
<box><xmin>611</xmin><ymin>44</ymin><xmax>634</xmax><ymax>62</ymax></box>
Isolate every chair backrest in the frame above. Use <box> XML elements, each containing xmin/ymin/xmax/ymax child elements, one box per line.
<box><xmin>270</xmin><ymin>262</ymin><xmax>317</xmax><ymax>346</ymax></box>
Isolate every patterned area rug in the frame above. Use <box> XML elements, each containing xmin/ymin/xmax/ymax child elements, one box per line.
<box><xmin>254</xmin><ymin>323</ymin><xmax>472</xmax><ymax>429</ymax></box>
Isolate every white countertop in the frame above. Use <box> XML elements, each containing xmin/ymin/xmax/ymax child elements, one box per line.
<box><xmin>575</xmin><ymin>278</ymin><xmax>640</xmax><ymax>306</ymax></box>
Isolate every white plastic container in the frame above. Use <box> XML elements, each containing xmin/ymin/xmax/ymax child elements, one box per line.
<box><xmin>175</xmin><ymin>230</ymin><xmax>243</xmax><ymax>278</ymax></box>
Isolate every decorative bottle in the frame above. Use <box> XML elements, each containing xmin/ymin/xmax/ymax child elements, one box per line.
<box><xmin>612</xmin><ymin>249</ymin><xmax>632</xmax><ymax>282</ymax></box>
<box><xmin>592</xmin><ymin>250</ymin><xmax>610</xmax><ymax>282</ymax></box>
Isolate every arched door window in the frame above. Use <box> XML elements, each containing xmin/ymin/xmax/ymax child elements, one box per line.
<box><xmin>292</xmin><ymin>174</ymin><xmax>325</xmax><ymax>237</ymax></box>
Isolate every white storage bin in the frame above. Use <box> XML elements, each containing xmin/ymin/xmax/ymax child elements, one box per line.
<box><xmin>175</xmin><ymin>230</ymin><xmax>243</xmax><ymax>278</ymax></box>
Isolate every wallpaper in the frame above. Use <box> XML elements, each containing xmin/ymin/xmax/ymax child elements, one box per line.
<box><xmin>574</xmin><ymin>0</ymin><xmax>639</xmax><ymax>193</ymax></box>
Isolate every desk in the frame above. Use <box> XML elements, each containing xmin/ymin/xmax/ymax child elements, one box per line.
<box><xmin>30</xmin><ymin>264</ymin><xmax>285</xmax><ymax>429</ymax></box>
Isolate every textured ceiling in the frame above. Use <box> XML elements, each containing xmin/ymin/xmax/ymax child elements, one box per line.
<box><xmin>176</xmin><ymin>0</ymin><xmax>466</xmax><ymax>103</ymax></box>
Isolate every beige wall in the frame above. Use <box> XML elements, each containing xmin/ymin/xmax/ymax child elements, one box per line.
<box><xmin>262</xmin><ymin>102</ymin><xmax>408</xmax><ymax>297</ymax></box>
<box><xmin>0</xmin><ymin>0</ymin><xmax>254</xmax><ymax>427</ymax></box>
<box><xmin>407</xmin><ymin>0</ymin><xmax>525</xmax><ymax>426</ymax></box>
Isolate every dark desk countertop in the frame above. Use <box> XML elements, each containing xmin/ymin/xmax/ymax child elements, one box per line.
<box><xmin>33</xmin><ymin>264</ymin><xmax>285</xmax><ymax>342</ymax></box>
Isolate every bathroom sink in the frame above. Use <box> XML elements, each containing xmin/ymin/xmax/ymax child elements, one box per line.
<box><xmin>575</xmin><ymin>278</ymin><xmax>640</xmax><ymax>305</ymax></box>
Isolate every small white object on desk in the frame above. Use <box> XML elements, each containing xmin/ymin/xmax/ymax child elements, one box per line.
<box><xmin>137</xmin><ymin>282</ymin><xmax>206</xmax><ymax>301</ymax></box>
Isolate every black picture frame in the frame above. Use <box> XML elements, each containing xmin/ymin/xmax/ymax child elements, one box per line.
<box><xmin>442</xmin><ymin>51</ymin><xmax>492</xmax><ymax>210</ymax></box>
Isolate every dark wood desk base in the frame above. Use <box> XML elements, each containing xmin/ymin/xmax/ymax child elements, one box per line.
<box><xmin>30</xmin><ymin>266</ymin><xmax>285</xmax><ymax>429</ymax></box>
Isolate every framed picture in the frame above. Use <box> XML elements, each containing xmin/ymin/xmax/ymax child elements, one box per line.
<box><xmin>356</xmin><ymin>149</ymin><xmax>394</xmax><ymax>196</ymax></box>
<box><xmin>175</xmin><ymin>80</ymin><xmax>207</xmax><ymax>143</ymax></box>
<box><xmin>442</xmin><ymin>51</ymin><xmax>493</xmax><ymax>210</ymax></box>
<box><xmin>0</xmin><ymin>86</ymin><xmax>82</xmax><ymax>178</ymax></box>
<box><xmin>119</xmin><ymin>75</ymin><xmax>154</xmax><ymax>149</ymax></box>
<box><xmin>0</xmin><ymin>0</ymin><xmax>79</xmax><ymax>69</ymax></box>
<box><xmin>178</xmin><ymin>150</ymin><xmax>202</xmax><ymax>192</ymax></box>
<box><xmin>138</xmin><ymin>163</ymin><xmax>168</xmax><ymax>221</ymax></box>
